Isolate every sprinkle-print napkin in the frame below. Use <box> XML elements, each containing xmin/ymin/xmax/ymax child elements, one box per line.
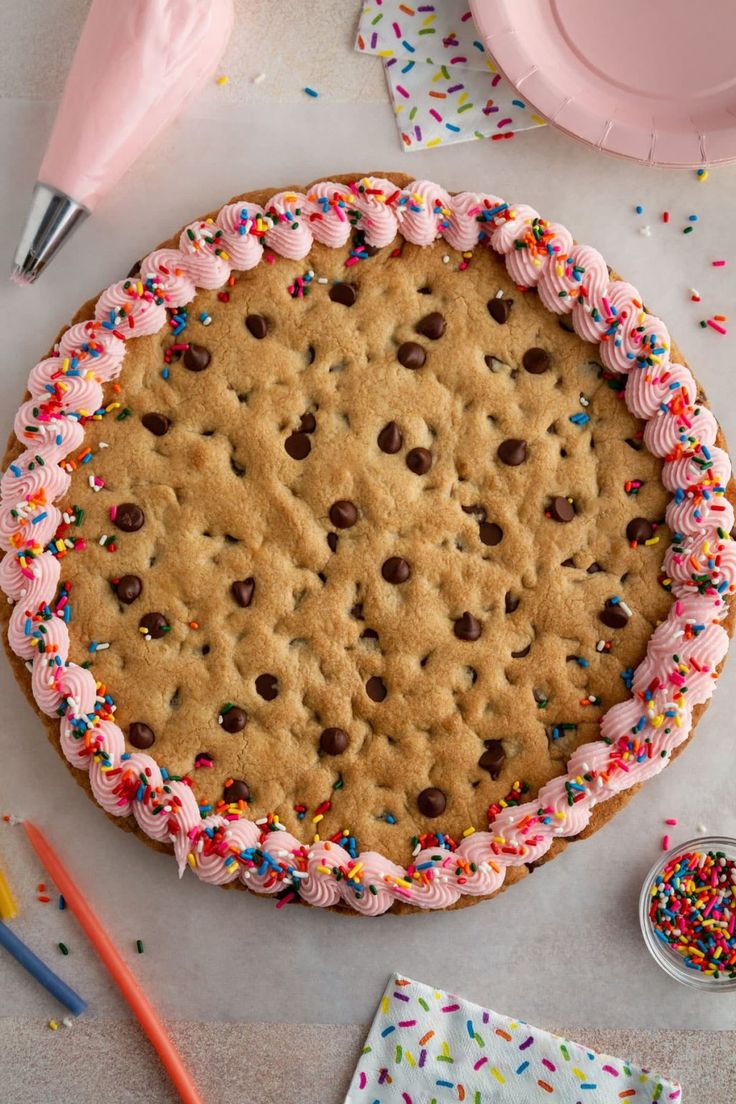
<box><xmin>345</xmin><ymin>975</ymin><xmax>682</xmax><ymax>1102</ymax></box>
<box><xmin>354</xmin><ymin>0</ymin><xmax>545</xmax><ymax>151</ymax></box>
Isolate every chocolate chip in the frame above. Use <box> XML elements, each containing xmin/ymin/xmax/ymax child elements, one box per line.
<box><xmin>505</xmin><ymin>593</ymin><xmax>520</xmax><ymax>614</ymax></box>
<box><xmin>220</xmin><ymin>706</ymin><xmax>247</xmax><ymax>733</ymax></box>
<box><xmin>285</xmin><ymin>432</ymin><xmax>311</xmax><ymax>460</ymax></box>
<box><xmin>417</xmin><ymin>787</ymin><xmax>446</xmax><ymax>818</ymax></box>
<box><xmin>329</xmin><ymin>500</ymin><xmax>358</xmax><ymax>528</ymax></box>
<box><xmin>497</xmin><ymin>439</ymin><xmax>527</xmax><ymax>466</ymax></box>
<box><xmin>141</xmin><ymin>412</ymin><xmax>170</xmax><ymax>436</ymax></box>
<box><xmin>561</xmin><ymin>558</ymin><xmax>576</xmax><ymax>568</ymax></box>
<box><xmin>378</xmin><ymin>421</ymin><xmax>403</xmax><ymax>454</ymax></box>
<box><xmin>416</xmin><ymin>312</ymin><xmax>446</xmax><ymax>340</ymax></box>
<box><xmin>382</xmin><ymin>556</ymin><xmax>411</xmax><ymax>584</ymax></box>
<box><xmin>223</xmin><ymin>779</ymin><xmax>250</xmax><ymax>803</ymax></box>
<box><xmin>559</xmin><ymin>315</ymin><xmax>575</xmax><ymax>334</ymax></box>
<box><xmin>138</xmin><ymin>612</ymin><xmax>169</xmax><ymax>639</ymax></box>
<box><xmin>299</xmin><ymin>412</ymin><xmax>317</xmax><ymax>434</ymax></box>
<box><xmin>128</xmin><ymin>722</ymin><xmax>155</xmax><ymax>749</ymax></box>
<box><xmin>626</xmin><ymin>517</ymin><xmax>654</xmax><ymax>544</ymax></box>
<box><xmin>366</xmin><ymin>676</ymin><xmax>387</xmax><ymax>702</ymax></box>
<box><xmin>114</xmin><ymin>575</ymin><xmax>142</xmax><ymax>604</ymax></box>
<box><xmin>454</xmin><ymin>612</ymin><xmax>482</xmax><ymax>641</ymax></box>
<box><xmin>113</xmin><ymin>502</ymin><xmax>144</xmax><ymax>532</ymax></box>
<box><xmin>245</xmin><ymin>314</ymin><xmax>268</xmax><ymax>339</ymax></box>
<box><xmin>479</xmin><ymin>522</ymin><xmax>503</xmax><ymax>546</ymax></box>
<box><xmin>329</xmin><ymin>283</ymin><xmax>357</xmax><ymax>306</ymax></box>
<box><xmin>462</xmin><ymin>504</ymin><xmax>486</xmax><ymax>519</ymax></box>
<box><xmin>600</xmin><ymin>602</ymin><xmax>629</xmax><ymax>629</ymax></box>
<box><xmin>327</xmin><ymin>532</ymin><xmax>338</xmax><ymax>552</ymax></box>
<box><xmin>487</xmin><ymin>296</ymin><xmax>513</xmax><ymax>324</ymax></box>
<box><xmin>406</xmin><ymin>447</ymin><xmax>432</xmax><ymax>475</ymax></box>
<box><xmin>511</xmin><ymin>643</ymin><xmax>531</xmax><ymax>658</ymax></box>
<box><xmin>255</xmin><ymin>673</ymin><xmax>278</xmax><ymax>700</ymax></box>
<box><xmin>183</xmin><ymin>343</ymin><xmax>210</xmax><ymax>371</ymax></box>
<box><xmin>548</xmin><ymin>496</ymin><xmax>575</xmax><ymax>523</ymax></box>
<box><xmin>522</xmin><ymin>347</ymin><xmax>550</xmax><ymax>375</ymax></box>
<box><xmin>361</xmin><ymin>628</ymin><xmax>378</xmax><ymax>640</ymax></box>
<box><xmin>587</xmin><ymin>562</ymin><xmax>603</xmax><ymax>574</ymax></box>
<box><xmin>478</xmin><ymin>739</ymin><xmax>505</xmax><ymax>780</ymax></box>
<box><xmin>397</xmin><ymin>341</ymin><xmax>426</xmax><ymax>369</ymax></box>
<box><xmin>231</xmin><ymin>578</ymin><xmax>255</xmax><ymax>607</ymax></box>
<box><xmin>320</xmin><ymin>727</ymin><xmax>348</xmax><ymax>755</ymax></box>
<box><xmin>350</xmin><ymin>602</ymin><xmax>364</xmax><ymax>620</ymax></box>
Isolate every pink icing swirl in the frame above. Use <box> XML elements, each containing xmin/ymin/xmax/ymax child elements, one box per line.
<box><xmin>0</xmin><ymin>180</ymin><xmax>732</xmax><ymax>913</ymax></box>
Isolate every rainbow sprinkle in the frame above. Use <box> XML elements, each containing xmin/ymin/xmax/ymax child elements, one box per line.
<box><xmin>648</xmin><ymin>847</ymin><xmax>736</xmax><ymax>979</ymax></box>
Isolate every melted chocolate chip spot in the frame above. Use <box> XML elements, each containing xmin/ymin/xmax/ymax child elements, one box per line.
<box><xmin>587</xmin><ymin>562</ymin><xmax>603</xmax><ymax>574</ymax></box>
<box><xmin>329</xmin><ymin>500</ymin><xmax>358</xmax><ymax>528</ymax></box>
<box><xmin>285</xmin><ymin>432</ymin><xmax>311</xmax><ymax>460</ymax></box>
<box><xmin>255</xmin><ymin>673</ymin><xmax>278</xmax><ymax>701</ymax></box>
<box><xmin>454</xmin><ymin>612</ymin><xmax>482</xmax><ymax>641</ymax></box>
<box><xmin>497</xmin><ymin>439</ymin><xmax>527</xmax><ymax>466</ymax></box>
<box><xmin>511</xmin><ymin>643</ymin><xmax>532</xmax><ymax>658</ymax></box>
<box><xmin>406</xmin><ymin>447</ymin><xmax>432</xmax><ymax>475</ymax></box>
<box><xmin>245</xmin><ymin>314</ymin><xmax>268</xmax><ymax>339</ymax></box>
<box><xmin>378</xmin><ymin>421</ymin><xmax>403</xmax><ymax>454</ymax></box>
<box><xmin>139</xmin><ymin>612</ymin><xmax>169</xmax><ymax>639</ymax></box>
<box><xmin>361</xmin><ymin>628</ymin><xmax>378</xmax><ymax>640</ymax></box>
<box><xmin>114</xmin><ymin>575</ymin><xmax>142</xmax><ymax>604</ymax></box>
<box><xmin>183</xmin><ymin>343</ymin><xmax>210</xmax><ymax>371</ymax></box>
<box><xmin>220</xmin><ymin>706</ymin><xmax>247</xmax><ymax>733</ymax></box>
<box><xmin>141</xmin><ymin>412</ymin><xmax>170</xmax><ymax>436</ymax></box>
<box><xmin>479</xmin><ymin>521</ymin><xmax>503</xmax><ymax>546</ymax></box>
<box><xmin>327</xmin><ymin>532</ymin><xmax>338</xmax><ymax>552</ymax></box>
<box><xmin>128</xmin><ymin>722</ymin><xmax>155</xmax><ymax>749</ymax></box>
<box><xmin>505</xmin><ymin>593</ymin><xmax>520</xmax><ymax>614</ymax></box>
<box><xmin>299</xmin><ymin>412</ymin><xmax>317</xmax><ymax>434</ymax></box>
<box><xmin>350</xmin><ymin>602</ymin><xmax>364</xmax><ymax>620</ymax></box>
<box><xmin>329</xmin><ymin>283</ymin><xmax>357</xmax><ymax>306</ymax></box>
<box><xmin>478</xmin><ymin>739</ymin><xmax>505</xmax><ymax>780</ymax></box>
<box><xmin>365</xmin><ymin>676</ymin><xmax>387</xmax><ymax>702</ymax></box>
<box><xmin>522</xmin><ymin>347</ymin><xmax>550</xmax><ymax>375</ymax></box>
<box><xmin>320</xmin><ymin>727</ymin><xmax>348</xmax><ymax>755</ymax></box>
<box><xmin>223</xmin><ymin>779</ymin><xmax>250</xmax><ymax>803</ymax></box>
<box><xmin>231</xmin><ymin>578</ymin><xmax>255</xmax><ymax>607</ymax></box>
<box><xmin>417</xmin><ymin>787</ymin><xmax>446</xmax><ymax>818</ymax></box>
<box><xmin>600</xmin><ymin>602</ymin><xmax>629</xmax><ymax>629</ymax></box>
<box><xmin>548</xmin><ymin>496</ymin><xmax>575</xmax><ymax>523</ymax></box>
<box><xmin>626</xmin><ymin>517</ymin><xmax>655</xmax><ymax>544</ymax></box>
<box><xmin>558</xmin><ymin>315</ymin><xmax>575</xmax><ymax>334</ymax></box>
<box><xmin>113</xmin><ymin>503</ymin><xmax>144</xmax><ymax>532</ymax></box>
<box><xmin>487</xmin><ymin>296</ymin><xmax>513</xmax><ymax>324</ymax></box>
<box><xmin>381</xmin><ymin>556</ymin><xmax>411</xmax><ymax>584</ymax></box>
<box><xmin>397</xmin><ymin>341</ymin><xmax>426</xmax><ymax>369</ymax></box>
<box><xmin>416</xmin><ymin>311</ymin><xmax>446</xmax><ymax>340</ymax></box>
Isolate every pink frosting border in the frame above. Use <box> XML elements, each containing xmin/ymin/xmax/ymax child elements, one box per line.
<box><xmin>1</xmin><ymin>178</ymin><xmax>733</xmax><ymax>914</ymax></box>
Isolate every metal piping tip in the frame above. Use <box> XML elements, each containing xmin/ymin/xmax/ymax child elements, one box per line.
<box><xmin>11</xmin><ymin>183</ymin><xmax>89</xmax><ymax>285</ymax></box>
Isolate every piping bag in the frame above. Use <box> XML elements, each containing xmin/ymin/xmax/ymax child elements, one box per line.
<box><xmin>12</xmin><ymin>0</ymin><xmax>234</xmax><ymax>285</ymax></box>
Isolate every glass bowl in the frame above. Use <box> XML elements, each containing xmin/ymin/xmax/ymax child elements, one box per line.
<box><xmin>639</xmin><ymin>835</ymin><xmax>736</xmax><ymax>991</ymax></box>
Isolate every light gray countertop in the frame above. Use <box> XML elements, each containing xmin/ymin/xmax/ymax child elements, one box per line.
<box><xmin>1</xmin><ymin>3</ymin><xmax>736</xmax><ymax>1101</ymax></box>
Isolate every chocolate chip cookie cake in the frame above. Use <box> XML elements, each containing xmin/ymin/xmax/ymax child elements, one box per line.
<box><xmin>2</xmin><ymin>173</ymin><xmax>733</xmax><ymax>914</ymax></box>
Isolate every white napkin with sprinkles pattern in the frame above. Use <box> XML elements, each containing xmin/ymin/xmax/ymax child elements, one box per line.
<box><xmin>354</xmin><ymin>0</ymin><xmax>545</xmax><ymax>151</ymax></box>
<box><xmin>345</xmin><ymin>975</ymin><xmax>682</xmax><ymax>1102</ymax></box>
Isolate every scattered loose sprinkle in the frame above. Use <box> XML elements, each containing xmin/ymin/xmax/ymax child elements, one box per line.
<box><xmin>634</xmin><ymin>205</ymin><xmax>643</xmax><ymax>215</ymax></box>
<box><xmin>696</xmin><ymin>168</ymin><xmax>709</xmax><ymax>181</ymax></box>
<box><xmin>253</xmin><ymin>72</ymin><xmax>266</xmax><ymax>85</ymax></box>
<box><xmin>662</xmin><ymin>211</ymin><xmax>670</xmax><ymax>224</ymax></box>
<box><xmin>639</xmin><ymin>225</ymin><xmax>652</xmax><ymax>238</ymax></box>
<box><xmin>303</xmin><ymin>86</ymin><xmax>319</xmax><ymax>98</ymax></box>
<box><xmin>135</xmin><ymin>939</ymin><xmax>144</xmax><ymax>954</ymax></box>
<box><xmin>58</xmin><ymin>942</ymin><xmax>69</xmax><ymax>955</ymax></box>
<box><xmin>665</xmin><ymin>818</ymin><xmax>678</xmax><ymax>826</ymax></box>
<box><xmin>712</xmin><ymin>260</ymin><xmax>727</xmax><ymax>267</ymax></box>
<box><xmin>216</xmin><ymin>74</ymin><xmax>229</xmax><ymax>86</ymax></box>
<box><xmin>662</xmin><ymin>834</ymin><xmax>670</xmax><ymax>851</ymax></box>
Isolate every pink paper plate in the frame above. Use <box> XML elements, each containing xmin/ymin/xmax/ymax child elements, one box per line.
<box><xmin>470</xmin><ymin>0</ymin><xmax>736</xmax><ymax>166</ymax></box>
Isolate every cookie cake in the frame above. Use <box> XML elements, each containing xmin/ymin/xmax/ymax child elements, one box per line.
<box><xmin>2</xmin><ymin>173</ymin><xmax>733</xmax><ymax>915</ymax></box>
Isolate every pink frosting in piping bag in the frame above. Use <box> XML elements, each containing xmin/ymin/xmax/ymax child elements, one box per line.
<box><xmin>12</xmin><ymin>0</ymin><xmax>233</xmax><ymax>284</ymax></box>
<box><xmin>40</xmin><ymin>0</ymin><xmax>233</xmax><ymax>207</ymax></box>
